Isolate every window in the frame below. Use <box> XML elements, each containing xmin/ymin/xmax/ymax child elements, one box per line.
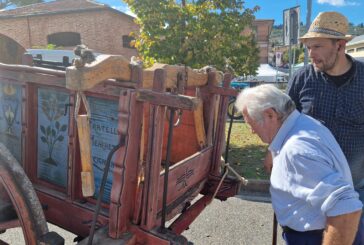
<box><xmin>122</xmin><ymin>35</ymin><xmax>135</xmax><ymax>49</ymax></box>
<box><xmin>357</xmin><ymin>47</ymin><xmax>364</xmax><ymax>52</ymax></box>
<box><xmin>47</xmin><ymin>32</ymin><xmax>81</xmax><ymax>47</ymax></box>
<box><xmin>347</xmin><ymin>49</ymin><xmax>355</xmax><ymax>53</ymax></box>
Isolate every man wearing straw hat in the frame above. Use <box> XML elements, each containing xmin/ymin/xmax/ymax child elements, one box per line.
<box><xmin>287</xmin><ymin>11</ymin><xmax>364</xmax><ymax>244</ymax></box>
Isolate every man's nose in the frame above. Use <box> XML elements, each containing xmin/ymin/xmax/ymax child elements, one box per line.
<box><xmin>308</xmin><ymin>49</ymin><xmax>314</xmax><ymax>58</ymax></box>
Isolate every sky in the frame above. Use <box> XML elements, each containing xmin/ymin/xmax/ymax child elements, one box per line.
<box><xmin>96</xmin><ymin>0</ymin><xmax>363</xmax><ymax>25</ymax></box>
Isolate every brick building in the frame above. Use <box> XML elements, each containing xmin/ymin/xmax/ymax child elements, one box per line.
<box><xmin>253</xmin><ymin>20</ymin><xmax>274</xmax><ymax>64</ymax></box>
<box><xmin>242</xmin><ymin>19</ymin><xmax>274</xmax><ymax>64</ymax></box>
<box><xmin>0</xmin><ymin>0</ymin><xmax>273</xmax><ymax>64</ymax></box>
<box><xmin>0</xmin><ymin>0</ymin><xmax>139</xmax><ymax>59</ymax></box>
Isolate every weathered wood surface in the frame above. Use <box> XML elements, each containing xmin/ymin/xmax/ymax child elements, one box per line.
<box><xmin>140</xmin><ymin>69</ymin><xmax>166</xmax><ymax>231</ymax></box>
<box><xmin>136</xmin><ymin>89</ymin><xmax>200</xmax><ymax>111</ymax></box>
<box><xmin>0</xmin><ymin>34</ymin><xmax>25</xmax><ymax>65</ymax></box>
<box><xmin>66</xmin><ymin>55</ymin><xmax>131</xmax><ymax>90</ymax></box>
<box><xmin>66</xmin><ymin>55</ymin><xmax>223</xmax><ymax>91</ymax></box>
<box><xmin>143</xmin><ymin>63</ymin><xmax>223</xmax><ymax>89</ymax></box>
<box><xmin>0</xmin><ymin>143</ymin><xmax>49</xmax><ymax>244</ymax></box>
<box><xmin>76</xmin><ymin>115</ymin><xmax>95</xmax><ymax>197</ymax></box>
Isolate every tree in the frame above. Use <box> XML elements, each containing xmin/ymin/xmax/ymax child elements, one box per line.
<box><xmin>124</xmin><ymin>0</ymin><xmax>260</xmax><ymax>76</ymax></box>
<box><xmin>282</xmin><ymin>47</ymin><xmax>304</xmax><ymax>65</ymax></box>
<box><xmin>0</xmin><ymin>0</ymin><xmax>43</xmax><ymax>10</ymax></box>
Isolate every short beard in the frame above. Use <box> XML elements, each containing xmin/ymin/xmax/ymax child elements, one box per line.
<box><xmin>314</xmin><ymin>48</ymin><xmax>339</xmax><ymax>73</ymax></box>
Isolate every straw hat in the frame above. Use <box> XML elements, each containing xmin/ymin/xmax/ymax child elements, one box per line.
<box><xmin>299</xmin><ymin>11</ymin><xmax>353</xmax><ymax>42</ymax></box>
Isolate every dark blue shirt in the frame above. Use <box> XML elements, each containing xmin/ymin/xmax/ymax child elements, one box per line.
<box><xmin>287</xmin><ymin>56</ymin><xmax>364</xmax><ymax>189</ymax></box>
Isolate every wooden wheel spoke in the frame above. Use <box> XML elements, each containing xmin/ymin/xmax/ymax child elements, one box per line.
<box><xmin>0</xmin><ymin>143</ymin><xmax>49</xmax><ymax>244</ymax></box>
<box><xmin>0</xmin><ymin>239</ymin><xmax>10</xmax><ymax>245</ymax></box>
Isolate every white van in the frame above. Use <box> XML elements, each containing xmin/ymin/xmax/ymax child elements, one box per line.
<box><xmin>26</xmin><ymin>49</ymin><xmax>78</xmax><ymax>63</ymax></box>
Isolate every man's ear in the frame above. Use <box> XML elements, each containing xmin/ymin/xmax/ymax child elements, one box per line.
<box><xmin>337</xmin><ymin>40</ymin><xmax>346</xmax><ymax>52</ymax></box>
<box><xmin>264</xmin><ymin>108</ymin><xmax>278</xmax><ymax>120</ymax></box>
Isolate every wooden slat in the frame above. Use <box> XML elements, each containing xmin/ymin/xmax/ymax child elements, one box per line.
<box><xmin>143</xmin><ymin>64</ymin><xmax>214</xmax><ymax>89</ymax></box>
<box><xmin>0</xmin><ymin>219</ymin><xmax>20</xmax><ymax>230</ymax></box>
<box><xmin>66</xmin><ymin>55</ymin><xmax>131</xmax><ymax>90</ymax></box>
<box><xmin>193</xmin><ymin>100</ymin><xmax>207</xmax><ymax>148</ymax></box>
<box><xmin>140</xmin><ymin>69</ymin><xmax>166</xmax><ymax>230</ymax></box>
<box><xmin>136</xmin><ymin>89</ymin><xmax>200</xmax><ymax>111</ymax></box>
<box><xmin>76</xmin><ymin>115</ymin><xmax>95</xmax><ymax>197</ymax></box>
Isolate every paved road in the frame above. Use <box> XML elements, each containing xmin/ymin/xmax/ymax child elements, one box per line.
<box><xmin>0</xmin><ymin>195</ymin><xmax>284</xmax><ymax>245</ymax></box>
<box><xmin>182</xmin><ymin>195</ymin><xmax>284</xmax><ymax>245</ymax></box>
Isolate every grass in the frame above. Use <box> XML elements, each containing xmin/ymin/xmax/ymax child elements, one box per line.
<box><xmin>224</xmin><ymin>120</ymin><xmax>269</xmax><ymax>180</ymax></box>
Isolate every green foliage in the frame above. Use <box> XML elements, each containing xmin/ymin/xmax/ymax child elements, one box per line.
<box><xmin>124</xmin><ymin>0</ymin><xmax>260</xmax><ymax>76</ymax></box>
<box><xmin>298</xmin><ymin>51</ymin><xmax>305</xmax><ymax>63</ymax></box>
<box><xmin>226</xmin><ymin>121</ymin><xmax>268</xmax><ymax>180</ymax></box>
<box><xmin>0</xmin><ymin>0</ymin><xmax>43</xmax><ymax>9</ymax></box>
<box><xmin>31</xmin><ymin>44</ymin><xmax>60</xmax><ymax>50</ymax></box>
<box><xmin>282</xmin><ymin>46</ymin><xmax>304</xmax><ymax>64</ymax></box>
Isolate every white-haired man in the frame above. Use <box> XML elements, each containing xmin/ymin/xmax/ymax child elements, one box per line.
<box><xmin>236</xmin><ymin>84</ymin><xmax>362</xmax><ymax>245</ymax></box>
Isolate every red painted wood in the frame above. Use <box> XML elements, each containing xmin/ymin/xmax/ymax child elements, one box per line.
<box><xmin>211</xmin><ymin>73</ymin><xmax>232</xmax><ymax>175</ymax></box>
<box><xmin>129</xmin><ymin>225</ymin><xmax>171</xmax><ymax>245</ymax></box>
<box><xmin>142</xmin><ymin>88</ymin><xmax>202</xmax><ymax>165</ymax></box>
<box><xmin>0</xmin><ymin>219</ymin><xmax>20</xmax><ymax>231</ymax></box>
<box><xmin>0</xmin><ymin>160</ymin><xmax>48</xmax><ymax>244</ymax></box>
<box><xmin>0</xmin><ymin>61</ymin><xmax>237</xmax><ymax>244</ymax></box>
<box><xmin>157</xmin><ymin>147</ymin><xmax>213</xmax><ymax>210</ymax></box>
<box><xmin>169</xmin><ymin>194</ymin><xmax>213</xmax><ymax>234</ymax></box>
<box><xmin>109</xmin><ymin>65</ymin><xmax>144</xmax><ymax>238</ymax></box>
<box><xmin>109</xmin><ymin>90</ymin><xmax>143</xmax><ymax>238</ymax></box>
<box><xmin>140</xmin><ymin>69</ymin><xmax>167</xmax><ymax>230</ymax></box>
<box><xmin>37</xmin><ymin>191</ymin><xmax>108</xmax><ymax>237</ymax></box>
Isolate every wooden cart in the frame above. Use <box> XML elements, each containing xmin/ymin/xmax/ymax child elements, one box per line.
<box><xmin>0</xmin><ymin>52</ymin><xmax>242</xmax><ymax>244</ymax></box>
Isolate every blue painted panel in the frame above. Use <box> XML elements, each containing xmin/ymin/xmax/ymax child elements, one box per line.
<box><xmin>0</xmin><ymin>83</ymin><xmax>22</xmax><ymax>163</ymax></box>
<box><xmin>88</xmin><ymin>96</ymin><xmax>119</xmax><ymax>203</ymax></box>
<box><xmin>37</xmin><ymin>88</ymin><xmax>69</xmax><ymax>188</ymax></box>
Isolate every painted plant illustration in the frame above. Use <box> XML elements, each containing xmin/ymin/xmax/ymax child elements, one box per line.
<box><xmin>1</xmin><ymin>84</ymin><xmax>19</xmax><ymax>136</ymax></box>
<box><xmin>39</xmin><ymin>91</ymin><xmax>68</xmax><ymax>165</ymax></box>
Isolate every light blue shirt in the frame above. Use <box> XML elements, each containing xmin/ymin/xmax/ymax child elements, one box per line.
<box><xmin>269</xmin><ymin>110</ymin><xmax>363</xmax><ymax>231</ymax></box>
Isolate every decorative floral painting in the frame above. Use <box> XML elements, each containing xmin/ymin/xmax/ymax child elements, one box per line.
<box><xmin>0</xmin><ymin>82</ymin><xmax>22</xmax><ymax>163</ymax></box>
<box><xmin>37</xmin><ymin>88</ymin><xmax>69</xmax><ymax>188</ymax></box>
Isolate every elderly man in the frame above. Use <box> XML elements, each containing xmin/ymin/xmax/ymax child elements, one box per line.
<box><xmin>236</xmin><ymin>84</ymin><xmax>362</xmax><ymax>245</ymax></box>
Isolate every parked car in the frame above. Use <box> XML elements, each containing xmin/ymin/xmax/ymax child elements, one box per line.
<box><xmin>25</xmin><ymin>49</ymin><xmax>102</xmax><ymax>70</ymax></box>
<box><xmin>227</xmin><ymin>78</ymin><xmax>260</xmax><ymax>120</ymax></box>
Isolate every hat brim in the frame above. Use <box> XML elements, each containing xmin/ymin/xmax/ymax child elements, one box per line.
<box><xmin>299</xmin><ymin>32</ymin><xmax>353</xmax><ymax>42</ymax></box>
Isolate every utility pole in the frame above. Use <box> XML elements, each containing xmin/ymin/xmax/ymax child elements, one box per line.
<box><xmin>304</xmin><ymin>0</ymin><xmax>312</xmax><ymax>65</ymax></box>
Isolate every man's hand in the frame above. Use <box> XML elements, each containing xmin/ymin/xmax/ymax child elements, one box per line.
<box><xmin>323</xmin><ymin>210</ymin><xmax>362</xmax><ymax>245</ymax></box>
<box><xmin>264</xmin><ymin>151</ymin><xmax>272</xmax><ymax>173</ymax></box>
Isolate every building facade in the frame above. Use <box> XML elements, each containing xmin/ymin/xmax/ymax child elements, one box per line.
<box><xmin>0</xmin><ymin>0</ymin><xmax>139</xmax><ymax>59</ymax></box>
<box><xmin>346</xmin><ymin>35</ymin><xmax>364</xmax><ymax>59</ymax></box>
<box><xmin>253</xmin><ymin>20</ymin><xmax>274</xmax><ymax>64</ymax></box>
<box><xmin>0</xmin><ymin>0</ymin><xmax>273</xmax><ymax>65</ymax></box>
<box><xmin>243</xmin><ymin>19</ymin><xmax>274</xmax><ymax>64</ymax></box>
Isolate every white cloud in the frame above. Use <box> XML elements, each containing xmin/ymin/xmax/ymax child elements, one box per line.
<box><xmin>111</xmin><ymin>5</ymin><xmax>137</xmax><ymax>17</ymax></box>
<box><xmin>317</xmin><ymin>0</ymin><xmax>360</xmax><ymax>6</ymax></box>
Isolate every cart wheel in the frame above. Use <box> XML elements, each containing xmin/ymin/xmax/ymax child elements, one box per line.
<box><xmin>227</xmin><ymin>99</ymin><xmax>243</xmax><ymax>120</ymax></box>
<box><xmin>0</xmin><ymin>143</ymin><xmax>64</xmax><ymax>245</ymax></box>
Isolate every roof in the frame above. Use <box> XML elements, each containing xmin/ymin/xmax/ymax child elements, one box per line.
<box><xmin>247</xmin><ymin>64</ymin><xmax>288</xmax><ymax>83</ymax></box>
<box><xmin>0</xmin><ymin>0</ymin><xmax>134</xmax><ymax>19</ymax></box>
<box><xmin>347</xmin><ymin>35</ymin><xmax>364</xmax><ymax>46</ymax></box>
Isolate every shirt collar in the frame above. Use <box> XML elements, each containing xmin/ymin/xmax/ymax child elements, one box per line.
<box><xmin>269</xmin><ymin>110</ymin><xmax>300</xmax><ymax>155</ymax></box>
